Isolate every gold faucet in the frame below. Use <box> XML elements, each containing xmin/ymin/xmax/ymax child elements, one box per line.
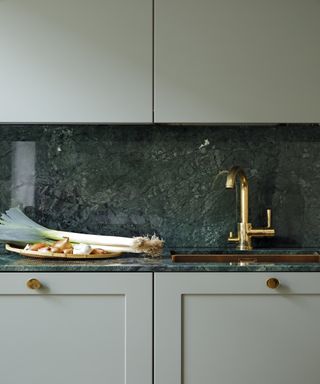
<box><xmin>226</xmin><ymin>166</ymin><xmax>275</xmax><ymax>250</ymax></box>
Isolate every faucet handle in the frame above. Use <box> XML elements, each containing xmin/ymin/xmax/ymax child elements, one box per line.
<box><xmin>228</xmin><ymin>231</ymin><xmax>240</xmax><ymax>242</ymax></box>
<box><xmin>267</xmin><ymin>209</ymin><xmax>272</xmax><ymax>228</ymax></box>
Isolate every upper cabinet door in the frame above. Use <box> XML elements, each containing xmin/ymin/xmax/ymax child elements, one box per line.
<box><xmin>154</xmin><ymin>0</ymin><xmax>320</xmax><ymax>123</ymax></box>
<box><xmin>0</xmin><ymin>0</ymin><xmax>152</xmax><ymax>123</ymax></box>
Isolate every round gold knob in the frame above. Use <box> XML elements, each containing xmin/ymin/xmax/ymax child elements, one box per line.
<box><xmin>266</xmin><ymin>278</ymin><xmax>279</xmax><ymax>289</ymax></box>
<box><xmin>26</xmin><ymin>278</ymin><xmax>41</xmax><ymax>290</ymax></box>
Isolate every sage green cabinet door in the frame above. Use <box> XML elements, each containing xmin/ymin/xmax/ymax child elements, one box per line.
<box><xmin>0</xmin><ymin>273</ymin><xmax>152</xmax><ymax>384</ymax></box>
<box><xmin>0</xmin><ymin>0</ymin><xmax>152</xmax><ymax>123</ymax></box>
<box><xmin>155</xmin><ymin>272</ymin><xmax>320</xmax><ymax>384</ymax></box>
<box><xmin>154</xmin><ymin>0</ymin><xmax>320</xmax><ymax>123</ymax></box>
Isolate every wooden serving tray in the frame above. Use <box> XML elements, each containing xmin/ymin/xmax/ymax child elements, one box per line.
<box><xmin>6</xmin><ymin>244</ymin><xmax>123</xmax><ymax>260</ymax></box>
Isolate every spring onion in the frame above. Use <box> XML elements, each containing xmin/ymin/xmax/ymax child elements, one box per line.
<box><xmin>0</xmin><ymin>208</ymin><xmax>164</xmax><ymax>256</ymax></box>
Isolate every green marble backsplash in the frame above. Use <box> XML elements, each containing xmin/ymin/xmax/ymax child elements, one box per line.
<box><xmin>0</xmin><ymin>124</ymin><xmax>319</xmax><ymax>249</ymax></box>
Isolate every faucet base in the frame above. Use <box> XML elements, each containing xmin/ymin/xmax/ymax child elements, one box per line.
<box><xmin>237</xmin><ymin>222</ymin><xmax>253</xmax><ymax>251</ymax></box>
<box><xmin>237</xmin><ymin>244</ymin><xmax>253</xmax><ymax>251</ymax></box>
<box><xmin>228</xmin><ymin>222</ymin><xmax>275</xmax><ymax>251</ymax></box>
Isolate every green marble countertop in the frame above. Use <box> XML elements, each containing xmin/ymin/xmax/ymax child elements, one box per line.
<box><xmin>1</xmin><ymin>248</ymin><xmax>320</xmax><ymax>272</ymax></box>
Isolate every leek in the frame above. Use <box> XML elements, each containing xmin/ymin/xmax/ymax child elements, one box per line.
<box><xmin>0</xmin><ymin>208</ymin><xmax>163</xmax><ymax>256</ymax></box>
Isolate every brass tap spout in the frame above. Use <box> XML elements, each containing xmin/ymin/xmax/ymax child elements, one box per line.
<box><xmin>226</xmin><ymin>166</ymin><xmax>249</xmax><ymax>224</ymax></box>
<box><xmin>225</xmin><ymin>166</ymin><xmax>275</xmax><ymax>250</ymax></box>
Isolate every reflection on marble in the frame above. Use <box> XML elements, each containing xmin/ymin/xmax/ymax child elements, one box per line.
<box><xmin>0</xmin><ymin>124</ymin><xmax>319</xmax><ymax>250</ymax></box>
<box><xmin>11</xmin><ymin>141</ymin><xmax>36</xmax><ymax>207</ymax></box>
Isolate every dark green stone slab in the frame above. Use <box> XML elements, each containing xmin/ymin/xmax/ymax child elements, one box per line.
<box><xmin>2</xmin><ymin>248</ymin><xmax>320</xmax><ymax>272</ymax></box>
<box><xmin>0</xmin><ymin>124</ymin><xmax>320</xmax><ymax>251</ymax></box>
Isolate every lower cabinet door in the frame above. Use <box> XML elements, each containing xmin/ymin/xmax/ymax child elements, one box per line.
<box><xmin>0</xmin><ymin>273</ymin><xmax>152</xmax><ymax>384</ymax></box>
<box><xmin>155</xmin><ymin>272</ymin><xmax>320</xmax><ymax>384</ymax></box>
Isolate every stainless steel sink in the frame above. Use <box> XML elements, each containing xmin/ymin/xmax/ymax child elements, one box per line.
<box><xmin>171</xmin><ymin>252</ymin><xmax>320</xmax><ymax>264</ymax></box>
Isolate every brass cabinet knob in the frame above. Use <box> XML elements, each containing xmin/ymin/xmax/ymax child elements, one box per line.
<box><xmin>266</xmin><ymin>277</ymin><xmax>280</xmax><ymax>289</ymax></box>
<box><xmin>26</xmin><ymin>278</ymin><xmax>41</xmax><ymax>290</ymax></box>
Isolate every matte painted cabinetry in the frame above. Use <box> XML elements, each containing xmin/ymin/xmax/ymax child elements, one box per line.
<box><xmin>1</xmin><ymin>1</ymin><xmax>318</xmax><ymax>123</ymax></box>
<box><xmin>0</xmin><ymin>273</ymin><xmax>152</xmax><ymax>384</ymax></box>
<box><xmin>155</xmin><ymin>272</ymin><xmax>320</xmax><ymax>384</ymax></box>
<box><xmin>0</xmin><ymin>0</ymin><xmax>152</xmax><ymax>123</ymax></box>
<box><xmin>154</xmin><ymin>0</ymin><xmax>320</xmax><ymax>123</ymax></box>
<box><xmin>1</xmin><ymin>272</ymin><xmax>320</xmax><ymax>384</ymax></box>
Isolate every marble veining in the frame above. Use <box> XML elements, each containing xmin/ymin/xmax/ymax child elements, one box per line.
<box><xmin>2</xmin><ymin>253</ymin><xmax>320</xmax><ymax>272</ymax></box>
<box><xmin>0</xmin><ymin>124</ymin><xmax>320</xmax><ymax>253</ymax></box>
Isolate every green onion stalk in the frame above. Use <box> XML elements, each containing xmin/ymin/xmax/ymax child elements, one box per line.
<box><xmin>0</xmin><ymin>208</ymin><xmax>163</xmax><ymax>257</ymax></box>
